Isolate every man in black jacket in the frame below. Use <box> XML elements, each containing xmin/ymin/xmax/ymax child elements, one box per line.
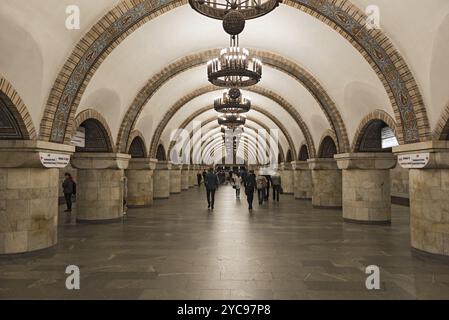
<box><xmin>244</xmin><ymin>170</ymin><xmax>257</xmax><ymax>211</ymax></box>
<box><xmin>62</xmin><ymin>173</ymin><xmax>76</xmax><ymax>213</ymax></box>
<box><xmin>204</xmin><ymin>168</ymin><xmax>219</xmax><ymax>210</ymax></box>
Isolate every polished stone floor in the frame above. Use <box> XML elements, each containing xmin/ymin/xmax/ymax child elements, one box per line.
<box><xmin>1</xmin><ymin>185</ymin><xmax>449</xmax><ymax>300</ymax></box>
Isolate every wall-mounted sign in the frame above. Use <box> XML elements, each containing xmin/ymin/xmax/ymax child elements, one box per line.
<box><xmin>398</xmin><ymin>153</ymin><xmax>430</xmax><ymax>169</ymax></box>
<box><xmin>39</xmin><ymin>153</ymin><xmax>71</xmax><ymax>168</ymax></box>
<box><xmin>71</xmin><ymin>127</ymin><xmax>85</xmax><ymax>147</ymax></box>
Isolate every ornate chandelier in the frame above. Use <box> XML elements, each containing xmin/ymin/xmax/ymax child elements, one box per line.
<box><xmin>218</xmin><ymin>113</ymin><xmax>246</xmax><ymax>129</ymax></box>
<box><xmin>207</xmin><ymin>35</ymin><xmax>262</xmax><ymax>88</ymax></box>
<box><xmin>189</xmin><ymin>0</ymin><xmax>283</xmax><ymax>20</ymax></box>
<box><xmin>214</xmin><ymin>88</ymin><xmax>251</xmax><ymax>113</ymax></box>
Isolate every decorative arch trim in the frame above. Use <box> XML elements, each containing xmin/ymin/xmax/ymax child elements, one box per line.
<box><xmin>0</xmin><ymin>76</ymin><xmax>36</xmax><ymax>140</ymax></box>
<box><xmin>433</xmin><ymin>102</ymin><xmax>449</xmax><ymax>140</ymax></box>
<box><xmin>40</xmin><ymin>0</ymin><xmax>429</xmax><ymax>147</ymax></box>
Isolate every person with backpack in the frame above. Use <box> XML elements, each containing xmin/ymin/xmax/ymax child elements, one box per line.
<box><xmin>244</xmin><ymin>170</ymin><xmax>257</xmax><ymax>211</ymax></box>
<box><xmin>62</xmin><ymin>172</ymin><xmax>76</xmax><ymax>213</ymax></box>
<box><xmin>271</xmin><ymin>173</ymin><xmax>282</xmax><ymax>203</ymax></box>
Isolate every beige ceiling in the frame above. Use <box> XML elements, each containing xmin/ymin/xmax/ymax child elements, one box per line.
<box><xmin>1</xmin><ymin>0</ymin><xmax>448</xmax><ymax>159</ymax></box>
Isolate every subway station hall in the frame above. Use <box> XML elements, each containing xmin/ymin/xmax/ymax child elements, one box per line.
<box><xmin>1</xmin><ymin>0</ymin><xmax>449</xmax><ymax>301</ymax></box>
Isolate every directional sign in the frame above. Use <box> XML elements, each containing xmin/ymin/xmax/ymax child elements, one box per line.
<box><xmin>71</xmin><ymin>127</ymin><xmax>85</xmax><ymax>148</ymax></box>
<box><xmin>398</xmin><ymin>153</ymin><xmax>430</xmax><ymax>169</ymax></box>
<box><xmin>39</xmin><ymin>153</ymin><xmax>71</xmax><ymax>168</ymax></box>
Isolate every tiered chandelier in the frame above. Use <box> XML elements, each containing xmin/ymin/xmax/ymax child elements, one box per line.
<box><xmin>218</xmin><ymin>114</ymin><xmax>246</xmax><ymax>128</ymax></box>
<box><xmin>189</xmin><ymin>0</ymin><xmax>281</xmax><ymax>130</ymax></box>
<box><xmin>214</xmin><ymin>88</ymin><xmax>251</xmax><ymax>114</ymax></box>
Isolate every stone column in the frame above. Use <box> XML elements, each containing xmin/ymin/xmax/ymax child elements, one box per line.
<box><xmin>0</xmin><ymin>141</ymin><xmax>74</xmax><ymax>254</ymax></box>
<box><xmin>125</xmin><ymin>158</ymin><xmax>157</xmax><ymax>208</ymax></box>
<box><xmin>308</xmin><ymin>158</ymin><xmax>342</xmax><ymax>209</ymax></box>
<box><xmin>189</xmin><ymin>165</ymin><xmax>197</xmax><ymax>187</ymax></box>
<box><xmin>394</xmin><ymin>141</ymin><xmax>449</xmax><ymax>257</ymax></box>
<box><xmin>291</xmin><ymin>161</ymin><xmax>312</xmax><ymax>200</ymax></box>
<box><xmin>71</xmin><ymin>153</ymin><xmax>130</xmax><ymax>222</ymax></box>
<box><xmin>170</xmin><ymin>164</ymin><xmax>182</xmax><ymax>194</ymax></box>
<box><xmin>181</xmin><ymin>165</ymin><xmax>190</xmax><ymax>190</ymax></box>
<box><xmin>335</xmin><ymin>153</ymin><xmax>397</xmax><ymax>224</ymax></box>
<box><xmin>280</xmin><ymin>163</ymin><xmax>294</xmax><ymax>195</ymax></box>
<box><xmin>153</xmin><ymin>161</ymin><xmax>171</xmax><ymax>199</ymax></box>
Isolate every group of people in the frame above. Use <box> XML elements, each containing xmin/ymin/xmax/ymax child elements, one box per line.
<box><xmin>203</xmin><ymin>168</ymin><xmax>283</xmax><ymax>211</ymax></box>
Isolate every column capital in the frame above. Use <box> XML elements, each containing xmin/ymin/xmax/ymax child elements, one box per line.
<box><xmin>127</xmin><ymin>158</ymin><xmax>157</xmax><ymax>170</ymax></box>
<box><xmin>307</xmin><ymin>158</ymin><xmax>338</xmax><ymax>170</ymax></box>
<box><xmin>181</xmin><ymin>164</ymin><xmax>190</xmax><ymax>170</ymax></box>
<box><xmin>171</xmin><ymin>163</ymin><xmax>183</xmax><ymax>170</ymax></box>
<box><xmin>0</xmin><ymin>140</ymin><xmax>74</xmax><ymax>168</ymax></box>
<box><xmin>393</xmin><ymin>141</ymin><xmax>449</xmax><ymax>169</ymax></box>
<box><xmin>335</xmin><ymin>153</ymin><xmax>397</xmax><ymax>170</ymax></box>
<box><xmin>71</xmin><ymin>153</ymin><xmax>131</xmax><ymax>170</ymax></box>
<box><xmin>291</xmin><ymin>161</ymin><xmax>309</xmax><ymax>170</ymax></box>
<box><xmin>155</xmin><ymin>161</ymin><xmax>172</xmax><ymax>170</ymax></box>
<box><xmin>280</xmin><ymin>162</ymin><xmax>293</xmax><ymax>170</ymax></box>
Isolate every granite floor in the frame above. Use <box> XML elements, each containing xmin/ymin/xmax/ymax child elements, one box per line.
<box><xmin>1</xmin><ymin>185</ymin><xmax>449</xmax><ymax>300</ymax></box>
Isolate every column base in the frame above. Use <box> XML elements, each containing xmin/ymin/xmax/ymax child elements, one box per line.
<box><xmin>313</xmin><ymin>205</ymin><xmax>342</xmax><ymax>210</ymax></box>
<box><xmin>76</xmin><ymin>217</ymin><xmax>123</xmax><ymax>224</ymax></box>
<box><xmin>412</xmin><ymin>247</ymin><xmax>449</xmax><ymax>263</ymax></box>
<box><xmin>343</xmin><ymin>218</ymin><xmax>391</xmax><ymax>226</ymax></box>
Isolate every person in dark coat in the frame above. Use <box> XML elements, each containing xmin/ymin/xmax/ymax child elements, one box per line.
<box><xmin>244</xmin><ymin>170</ymin><xmax>257</xmax><ymax>211</ymax></box>
<box><xmin>62</xmin><ymin>173</ymin><xmax>76</xmax><ymax>213</ymax></box>
<box><xmin>204</xmin><ymin>168</ymin><xmax>219</xmax><ymax>210</ymax></box>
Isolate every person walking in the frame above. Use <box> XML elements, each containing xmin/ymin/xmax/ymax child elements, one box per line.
<box><xmin>244</xmin><ymin>170</ymin><xmax>257</xmax><ymax>211</ymax></box>
<box><xmin>197</xmin><ymin>171</ymin><xmax>203</xmax><ymax>186</ymax></box>
<box><xmin>232</xmin><ymin>173</ymin><xmax>243</xmax><ymax>199</ymax></box>
<box><xmin>204</xmin><ymin>168</ymin><xmax>219</xmax><ymax>210</ymax></box>
<box><xmin>271</xmin><ymin>173</ymin><xmax>282</xmax><ymax>202</ymax></box>
<box><xmin>264</xmin><ymin>175</ymin><xmax>272</xmax><ymax>202</ymax></box>
<box><xmin>62</xmin><ymin>173</ymin><xmax>76</xmax><ymax>213</ymax></box>
<box><xmin>256</xmin><ymin>174</ymin><xmax>268</xmax><ymax>205</ymax></box>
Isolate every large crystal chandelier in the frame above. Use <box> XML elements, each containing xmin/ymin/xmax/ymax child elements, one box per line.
<box><xmin>214</xmin><ymin>88</ymin><xmax>251</xmax><ymax>113</ymax></box>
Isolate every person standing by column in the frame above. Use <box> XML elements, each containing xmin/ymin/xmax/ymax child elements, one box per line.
<box><xmin>197</xmin><ymin>171</ymin><xmax>203</xmax><ymax>187</ymax></box>
<box><xmin>271</xmin><ymin>173</ymin><xmax>282</xmax><ymax>203</ymax></box>
<box><xmin>256</xmin><ymin>174</ymin><xmax>268</xmax><ymax>206</ymax></box>
<box><xmin>205</xmin><ymin>168</ymin><xmax>219</xmax><ymax>210</ymax></box>
<box><xmin>244</xmin><ymin>170</ymin><xmax>257</xmax><ymax>211</ymax></box>
<box><xmin>62</xmin><ymin>173</ymin><xmax>76</xmax><ymax>213</ymax></box>
<box><xmin>265</xmin><ymin>175</ymin><xmax>272</xmax><ymax>202</ymax></box>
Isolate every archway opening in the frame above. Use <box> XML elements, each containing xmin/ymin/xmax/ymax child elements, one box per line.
<box><xmin>357</xmin><ymin>120</ymin><xmax>398</xmax><ymax>153</ymax></box>
<box><xmin>298</xmin><ymin>145</ymin><xmax>309</xmax><ymax>161</ymax></box>
<box><xmin>0</xmin><ymin>92</ymin><xmax>24</xmax><ymax>140</ymax></box>
<box><xmin>128</xmin><ymin>137</ymin><xmax>146</xmax><ymax>158</ymax></box>
<box><xmin>75</xmin><ymin>119</ymin><xmax>113</xmax><ymax>153</ymax></box>
<box><xmin>156</xmin><ymin>144</ymin><xmax>167</xmax><ymax>161</ymax></box>
<box><xmin>318</xmin><ymin>136</ymin><xmax>337</xmax><ymax>158</ymax></box>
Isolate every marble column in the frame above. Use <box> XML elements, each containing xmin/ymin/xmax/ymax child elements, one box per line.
<box><xmin>308</xmin><ymin>158</ymin><xmax>342</xmax><ymax>209</ymax></box>
<box><xmin>280</xmin><ymin>163</ymin><xmax>294</xmax><ymax>195</ymax></box>
<box><xmin>394</xmin><ymin>141</ymin><xmax>449</xmax><ymax>257</ymax></box>
<box><xmin>0</xmin><ymin>141</ymin><xmax>74</xmax><ymax>254</ymax></box>
<box><xmin>153</xmin><ymin>161</ymin><xmax>171</xmax><ymax>199</ymax></box>
<box><xmin>170</xmin><ymin>164</ymin><xmax>182</xmax><ymax>194</ymax></box>
<box><xmin>181</xmin><ymin>165</ymin><xmax>190</xmax><ymax>191</ymax></box>
<box><xmin>291</xmin><ymin>161</ymin><xmax>312</xmax><ymax>200</ymax></box>
<box><xmin>125</xmin><ymin>158</ymin><xmax>157</xmax><ymax>208</ymax></box>
<box><xmin>71</xmin><ymin>153</ymin><xmax>130</xmax><ymax>222</ymax></box>
<box><xmin>336</xmin><ymin>153</ymin><xmax>397</xmax><ymax>225</ymax></box>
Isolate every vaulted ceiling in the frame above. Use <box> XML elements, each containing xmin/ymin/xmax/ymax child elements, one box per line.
<box><xmin>1</xmin><ymin>0</ymin><xmax>448</xmax><ymax>162</ymax></box>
